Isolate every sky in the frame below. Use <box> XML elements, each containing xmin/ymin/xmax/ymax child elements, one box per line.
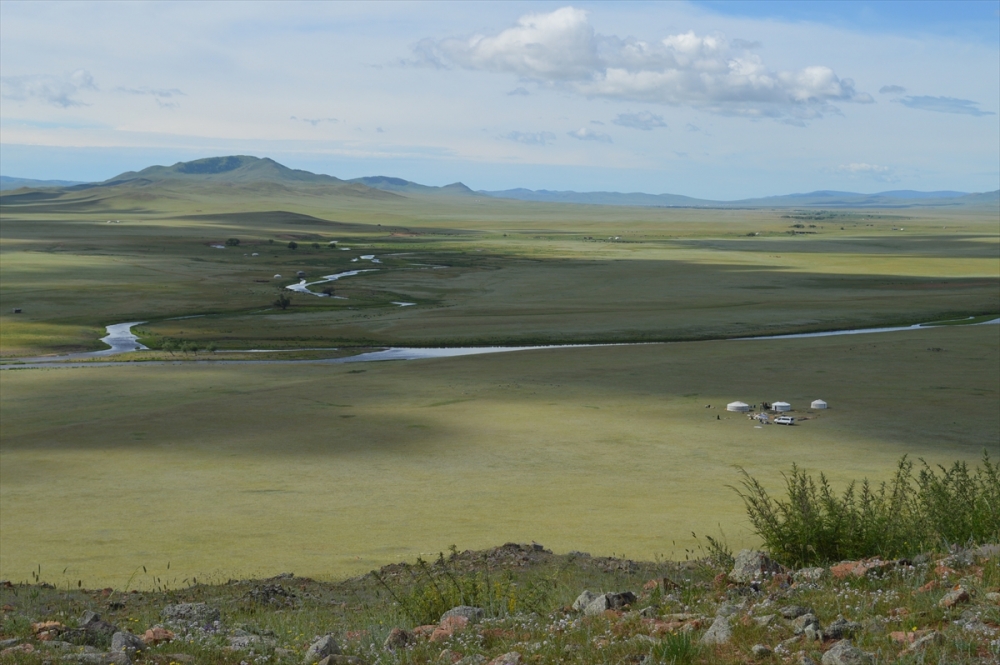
<box><xmin>1</xmin><ymin>1</ymin><xmax>998</xmax><ymax>199</ymax></box>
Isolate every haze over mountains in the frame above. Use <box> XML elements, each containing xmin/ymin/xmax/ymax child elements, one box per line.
<box><xmin>2</xmin><ymin>155</ymin><xmax>997</xmax><ymax>209</ymax></box>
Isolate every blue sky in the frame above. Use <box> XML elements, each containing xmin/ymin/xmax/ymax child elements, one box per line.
<box><xmin>1</xmin><ymin>1</ymin><xmax>997</xmax><ymax>198</ymax></box>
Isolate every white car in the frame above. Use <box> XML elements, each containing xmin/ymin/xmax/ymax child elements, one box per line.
<box><xmin>774</xmin><ymin>416</ymin><xmax>795</xmax><ymax>425</ymax></box>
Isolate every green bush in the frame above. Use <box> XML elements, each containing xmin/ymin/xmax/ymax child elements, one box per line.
<box><xmin>733</xmin><ymin>452</ymin><xmax>999</xmax><ymax>566</ymax></box>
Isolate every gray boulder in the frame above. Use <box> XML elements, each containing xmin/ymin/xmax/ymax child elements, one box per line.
<box><xmin>700</xmin><ymin>615</ymin><xmax>732</xmax><ymax>645</ymax></box>
<box><xmin>792</xmin><ymin>613</ymin><xmax>820</xmax><ymax>635</ymax></box>
<box><xmin>825</xmin><ymin>617</ymin><xmax>861</xmax><ymax>639</ymax></box>
<box><xmin>793</xmin><ymin>567</ymin><xmax>826</xmax><ymax>583</ymax></box>
<box><xmin>821</xmin><ymin>640</ymin><xmax>873</xmax><ymax>665</ymax></box>
<box><xmin>780</xmin><ymin>605</ymin><xmax>812</xmax><ymax>619</ymax></box>
<box><xmin>730</xmin><ymin>549</ymin><xmax>782</xmax><ymax>583</ymax></box>
<box><xmin>110</xmin><ymin>632</ymin><xmax>144</xmax><ymax>656</ymax></box>
<box><xmin>304</xmin><ymin>634</ymin><xmax>341</xmax><ymax>664</ymax></box>
<box><xmin>584</xmin><ymin>594</ymin><xmax>610</xmax><ymax>616</ymax></box>
<box><xmin>161</xmin><ymin>602</ymin><xmax>221</xmax><ymax>625</ymax></box>
<box><xmin>441</xmin><ymin>606</ymin><xmax>485</xmax><ymax>624</ymax></box>
<box><xmin>572</xmin><ymin>590</ymin><xmax>599</xmax><ymax>611</ymax></box>
<box><xmin>751</xmin><ymin>644</ymin><xmax>771</xmax><ymax>658</ymax></box>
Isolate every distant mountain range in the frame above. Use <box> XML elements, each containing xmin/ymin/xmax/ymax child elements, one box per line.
<box><xmin>2</xmin><ymin>156</ymin><xmax>997</xmax><ymax>209</ymax></box>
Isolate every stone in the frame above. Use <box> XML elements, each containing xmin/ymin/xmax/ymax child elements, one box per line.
<box><xmin>985</xmin><ymin>592</ymin><xmax>1000</xmax><ymax>604</ymax></box>
<box><xmin>730</xmin><ymin>550</ymin><xmax>782</xmax><ymax>583</ymax></box>
<box><xmin>795</xmin><ymin>651</ymin><xmax>817</xmax><ymax>665</ymax></box>
<box><xmin>431</xmin><ymin>616</ymin><xmax>469</xmax><ymax>642</ymax></box>
<box><xmin>780</xmin><ymin>605</ymin><xmax>812</xmax><ymax>619</ymax></box>
<box><xmin>110</xmin><ymin>632</ymin><xmax>145</xmax><ymax>656</ymax></box>
<box><xmin>751</xmin><ymin>644</ymin><xmax>771</xmax><ymax>657</ymax></box>
<box><xmin>700</xmin><ymin>615</ymin><xmax>732</xmax><ymax>645</ymax></box>
<box><xmin>487</xmin><ymin>652</ymin><xmax>521</xmax><ymax>665</ymax></box>
<box><xmin>141</xmin><ymin>626</ymin><xmax>175</xmax><ymax>645</ymax></box>
<box><xmin>829</xmin><ymin>559</ymin><xmax>891</xmax><ymax>579</ymax></box>
<box><xmin>906</xmin><ymin>631</ymin><xmax>943</xmax><ymax>651</ymax></box>
<box><xmin>753</xmin><ymin>614</ymin><xmax>776</xmax><ymax>627</ymax></box>
<box><xmin>606</xmin><ymin>592</ymin><xmax>637</xmax><ymax>610</ymax></box>
<box><xmin>938</xmin><ymin>586</ymin><xmax>970</xmax><ymax>608</ymax></box>
<box><xmin>824</xmin><ymin>617</ymin><xmax>860</xmax><ymax>640</ymax></box>
<box><xmin>78</xmin><ymin>611</ymin><xmax>119</xmax><ymax>642</ymax></box>
<box><xmin>228</xmin><ymin>630</ymin><xmax>275</xmax><ymax>650</ymax></box>
<box><xmin>437</xmin><ymin>649</ymin><xmax>462</xmax><ymax>663</ymax></box>
<box><xmin>441</xmin><ymin>606</ymin><xmax>485</xmax><ymax>624</ymax></box>
<box><xmin>584</xmin><ymin>595</ymin><xmax>610</xmax><ymax>616</ymax></box>
<box><xmin>716</xmin><ymin>602</ymin><xmax>743</xmax><ymax>617</ymax></box>
<box><xmin>160</xmin><ymin>602</ymin><xmax>221</xmax><ymax>625</ymax></box>
<box><xmin>0</xmin><ymin>643</ymin><xmax>33</xmax><ymax>657</ymax></box>
<box><xmin>572</xmin><ymin>590</ymin><xmax>599</xmax><ymax>611</ymax></box>
<box><xmin>820</xmin><ymin>640</ymin><xmax>873</xmax><ymax>665</ymax></box>
<box><xmin>304</xmin><ymin>635</ymin><xmax>342</xmax><ymax>664</ymax></box>
<box><xmin>793</xmin><ymin>567</ymin><xmax>826</xmax><ymax>583</ymax></box>
<box><xmin>317</xmin><ymin>656</ymin><xmax>367</xmax><ymax>665</ymax></box>
<box><xmin>792</xmin><ymin>614</ymin><xmax>820</xmax><ymax>635</ymax></box>
<box><xmin>383</xmin><ymin>627</ymin><xmax>414</xmax><ymax>651</ymax></box>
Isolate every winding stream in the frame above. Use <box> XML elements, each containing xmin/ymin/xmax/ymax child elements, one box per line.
<box><xmin>3</xmin><ymin>318</ymin><xmax>997</xmax><ymax>368</ymax></box>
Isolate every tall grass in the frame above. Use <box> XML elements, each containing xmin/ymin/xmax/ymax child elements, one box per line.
<box><xmin>733</xmin><ymin>452</ymin><xmax>1000</xmax><ymax>566</ymax></box>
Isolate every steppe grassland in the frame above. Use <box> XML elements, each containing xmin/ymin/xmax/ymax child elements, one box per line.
<box><xmin>1</xmin><ymin>323</ymin><xmax>996</xmax><ymax>588</ymax></box>
<box><xmin>1</xmin><ymin>187</ymin><xmax>997</xmax><ymax>354</ymax></box>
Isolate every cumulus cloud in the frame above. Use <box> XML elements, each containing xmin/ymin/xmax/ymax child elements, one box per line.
<box><xmin>879</xmin><ymin>84</ymin><xmax>906</xmax><ymax>94</ymax></box>
<box><xmin>567</xmin><ymin>127</ymin><xmax>611</xmax><ymax>142</ymax></box>
<box><xmin>896</xmin><ymin>95</ymin><xmax>995</xmax><ymax>116</ymax></box>
<box><xmin>0</xmin><ymin>69</ymin><xmax>96</xmax><ymax>107</ymax></box>
<box><xmin>291</xmin><ymin>116</ymin><xmax>339</xmax><ymax>126</ymax></box>
<box><xmin>504</xmin><ymin>130</ymin><xmax>556</xmax><ymax>145</ymax></box>
<box><xmin>613</xmin><ymin>111</ymin><xmax>667</xmax><ymax>130</ymax></box>
<box><xmin>417</xmin><ymin>7</ymin><xmax>872</xmax><ymax>122</ymax></box>
<box><xmin>118</xmin><ymin>86</ymin><xmax>184</xmax><ymax>108</ymax></box>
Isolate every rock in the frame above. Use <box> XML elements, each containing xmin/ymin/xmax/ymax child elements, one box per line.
<box><xmin>572</xmin><ymin>590</ymin><xmax>599</xmax><ymax>611</ymax></box>
<box><xmin>795</xmin><ymin>651</ymin><xmax>817</xmax><ymax>665</ymax></box>
<box><xmin>0</xmin><ymin>643</ymin><xmax>33</xmax><ymax>657</ymax></box>
<box><xmin>228</xmin><ymin>630</ymin><xmax>275</xmax><ymax>650</ymax></box>
<box><xmin>487</xmin><ymin>652</ymin><xmax>522</xmax><ymax>665</ymax></box>
<box><xmin>438</xmin><ymin>649</ymin><xmax>462</xmax><ymax>663</ymax></box>
<box><xmin>110</xmin><ymin>632</ymin><xmax>144</xmax><ymax>656</ymax></box>
<box><xmin>59</xmin><ymin>654</ymin><xmax>130</xmax><ymax>665</ymax></box>
<box><xmin>582</xmin><ymin>591</ymin><xmax>636</xmax><ymax>616</ymax></box>
<box><xmin>820</xmin><ymin>639</ymin><xmax>873</xmax><ymax>665</ymax></box>
<box><xmin>906</xmin><ymin>631</ymin><xmax>943</xmax><ymax>651</ymax></box>
<box><xmin>457</xmin><ymin>655</ymin><xmax>488</xmax><ymax>665</ymax></box>
<box><xmin>304</xmin><ymin>635</ymin><xmax>342</xmax><ymax>664</ymax></box>
<box><xmin>441</xmin><ymin>606</ymin><xmax>485</xmax><ymax>624</ymax></box>
<box><xmin>938</xmin><ymin>586</ymin><xmax>970</xmax><ymax>608</ymax></box>
<box><xmin>730</xmin><ymin>550</ymin><xmax>782</xmax><ymax>583</ymax></box>
<box><xmin>753</xmin><ymin>614</ymin><xmax>776</xmax><ymax>627</ymax></box>
<box><xmin>607</xmin><ymin>592</ymin><xmax>637</xmax><ymax>610</ymax></box>
<box><xmin>77</xmin><ymin>611</ymin><xmax>119</xmax><ymax>642</ymax></box>
<box><xmin>751</xmin><ymin>644</ymin><xmax>771</xmax><ymax>657</ymax></box>
<box><xmin>793</xmin><ymin>567</ymin><xmax>826</xmax><ymax>583</ymax></box>
<box><xmin>792</xmin><ymin>614</ymin><xmax>820</xmax><ymax>635</ymax></box>
<box><xmin>141</xmin><ymin>626</ymin><xmax>175</xmax><ymax>645</ymax></box>
<box><xmin>829</xmin><ymin>559</ymin><xmax>891</xmax><ymax>579</ymax></box>
<box><xmin>317</xmin><ymin>657</ymin><xmax>367</xmax><ymax>665</ymax></box>
<box><xmin>824</xmin><ymin>617</ymin><xmax>860</xmax><ymax>639</ymax></box>
<box><xmin>985</xmin><ymin>592</ymin><xmax>1000</xmax><ymax>604</ymax></box>
<box><xmin>716</xmin><ymin>602</ymin><xmax>743</xmax><ymax>617</ymax></box>
<box><xmin>431</xmin><ymin>616</ymin><xmax>469</xmax><ymax>642</ymax></box>
<box><xmin>700</xmin><ymin>615</ymin><xmax>732</xmax><ymax>645</ymax></box>
<box><xmin>383</xmin><ymin>627</ymin><xmax>414</xmax><ymax>651</ymax></box>
<box><xmin>780</xmin><ymin>605</ymin><xmax>812</xmax><ymax>619</ymax></box>
<box><xmin>584</xmin><ymin>594</ymin><xmax>610</xmax><ymax>616</ymax></box>
<box><xmin>161</xmin><ymin>602</ymin><xmax>221</xmax><ymax>625</ymax></box>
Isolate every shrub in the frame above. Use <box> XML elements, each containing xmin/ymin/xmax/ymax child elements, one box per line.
<box><xmin>287</xmin><ymin>241</ymin><xmax>298</xmax><ymax>249</ymax></box>
<box><xmin>225</xmin><ymin>238</ymin><xmax>240</xmax><ymax>246</ymax></box>
<box><xmin>273</xmin><ymin>293</ymin><xmax>292</xmax><ymax>310</ymax></box>
<box><xmin>733</xmin><ymin>452</ymin><xmax>999</xmax><ymax>566</ymax></box>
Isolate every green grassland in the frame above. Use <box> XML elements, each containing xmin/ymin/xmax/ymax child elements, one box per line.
<box><xmin>1</xmin><ymin>323</ymin><xmax>996</xmax><ymax>588</ymax></box>
<box><xmin>0</xmin><ymin>178</ymin><xmax>997</xmax><ymax>588</ymax></box>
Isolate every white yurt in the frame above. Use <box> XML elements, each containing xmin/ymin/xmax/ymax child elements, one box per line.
<box><xmin>772</xmin><ymin>401</ymin><xmax>792</xmax><ymax>412</ymax></box>
<box><xmin>727</xmin><ymin>401</ymin><xmax>750</xmax><ymax>412</ymax></box>
<box><xmin>811</xmin><ymin>399</ymin><xmax>828</xmax><ymax>409</ymax></box>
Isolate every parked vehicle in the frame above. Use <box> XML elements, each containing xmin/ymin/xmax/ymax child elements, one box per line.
<box><xmin>774</xmin><ymin>416</ymin><xmax>795</xmax><ymax>425</ymax></box>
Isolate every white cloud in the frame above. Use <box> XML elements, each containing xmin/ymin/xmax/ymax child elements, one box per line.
<box><xmin>879</xmin><ymin>84</ymin><xmax>906</xmax><ymax>94</ymax></box>
<box><xmin>567</xmin><ymin>127</ymin><xmax>611</xmax><ymax>142</ymax></box>
<box><xmin>507</xmin><ymin>86</ymin><xmax>530</xmax><ymax>96</ymax></box>
<box><xmin>0</xmin><ymin>69</ymin><xmax>96</xmax><ymax>107</ymax></box>
<box><xmin>613</xmin><ymin>111</ymin><xmax>667</xmax><ymax>130</ymax></box>
<box><xmin>117</xmin><ymin>86</ymin><xmax>184</xmax><ymax>108</ymax></box>
<box><xmin>838</xmin><ymin>162</ymin><xmax>889</xmax><ymax>173</ymax></box>
<box><xmin>504</xmin><ymin>130</ymin><xmax>556</xmax><ymax>145</ymax></box>
<box><xmin>896</xmin><ymin>95</ymin><xmax>994</xmax><ymax>116</ymax></box>
<box><xmin>418</xmin><ymin>7</ymin><xmax>873</xmax><ymax>122</ymax></box>
<box><xmin>291</xmin><ymin>116</ymin><xmax>338</xmax><ymax>126</ymax></box>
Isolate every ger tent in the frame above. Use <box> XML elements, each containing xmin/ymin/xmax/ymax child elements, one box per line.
<box><xmin>811</xmin><ymin>399</ymin><xmax>828</xmax><ymax>409</ymax></box>
<box><xmin>727</xmin><ymin>401</ymin><xmax>750</xmax><ymax>412</ymax></box>
<box><xmin>772</xmin><ymin>401</ymin><xmax>792</xmax><ymax>412</ymax></box>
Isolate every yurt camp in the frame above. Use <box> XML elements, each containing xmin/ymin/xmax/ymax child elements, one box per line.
<box><xmin>772</xmin><ymin>401</ymin><xmax>792</xmax><ymax>412</ymax></box>
<box><xmin>811</xmin><ymin>399</ymin><xmax>828</xmax><ymax>409</ymax></box>
<box><xmin>727</xmin><ymin>401</ymin><xmax>750</xmax><ymax>412</ymax></box>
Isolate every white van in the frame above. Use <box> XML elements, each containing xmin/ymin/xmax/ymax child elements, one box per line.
<box><xmin>774</xmin><ymin>416</ymin><xmax>795</xmax><ymax>425</ymax></box>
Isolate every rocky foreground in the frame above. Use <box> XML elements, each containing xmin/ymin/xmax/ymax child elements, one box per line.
<box><xmin>1</xmin><ymin>543</ymin><xmax>998</xmax><ymax>664</ymax></box>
